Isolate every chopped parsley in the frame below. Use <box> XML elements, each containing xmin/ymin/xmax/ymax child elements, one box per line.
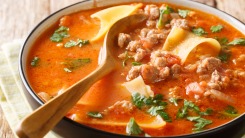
<box><xmin>169</xmin><ymin>97</ymin><xmax>180</xmax><ymax>106</ymax></box>
<box><xmin>210</xmin><ymin>25</ymin><xmax>223</xmax><ymax>33</ymax></box>
<box><xmin>228</xmin><ymin>38</ymin><xmax>245</xmax><ymax>46</ymax></box>
<box><xmin>192</xmin><ymin>27</ymin><xmax>207</xmax><ymax>36</ymax></box>
<box><xmin>187</xmin><ymin>116</ymin><xmax>212</xmax><ymax>131</ymax></box>
<box><xmin>64</xmin><ymin>39</ymin><xmax>89</xmax><ymax>48</ymax></box>
<box><xmin>87</xmin><ymin>112</ymin><xmax>103</xmax><ymax>118</ymax></box>
<box><xmin>219</xmin><ymin>105</ymin><xmax>239</xmax><ymax>118</ymax></box>
<box><xmin>178</xmin><ymin>9</ymin><xmax>190</xmax><ymax>18</ymax></box>
<box><xmin>126</xmin><ymin>118</ymin><xmax>144</xmax><ymax>136</ymax></box>
<box><xmin>132</xmin><ymin>62</ymin><xmax>142</xmax><ymax>66</ymax></box>
<box><xmin>50</xmin><ymin>26</ymin><xmax>69</xmax><ymax>42</ymax></box>
<box><xmin>214</xmin><ymin>37</ymin><xmax>228</xmax><ymax>45</ymax></box>
<box><xmin>122</xmin><ymin>51</ymin><xmax>133</xmax><ymax>67</ymax></box>
<box><xmin>157</xmin><ymin>6</ymin><xmax>174</xmax><ymax>29</ymax></box>
<box><xmin>131</xmin><ymin>93</ymin><xmax>171</xmax><ymax>122</ymax></box>
<box><xmin>31</xmin><ymin>56</ymin><xmax>40</xmax><ymax>67</ymax></box>
<box><xmin>218</xmin><ymin>52</ymin><xmax>231</xmax><ymax>62</ymax></box>
<box><xmin>62</xmin><ymin>58</ymin><xmax>91</xmax><ymax>71</ymax></box>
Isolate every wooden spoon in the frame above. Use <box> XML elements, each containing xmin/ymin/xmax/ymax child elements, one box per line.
<box><xmin>16</xmin><ymin>14</ymin><xmax>147</xmax><ymax>138</ymax></box>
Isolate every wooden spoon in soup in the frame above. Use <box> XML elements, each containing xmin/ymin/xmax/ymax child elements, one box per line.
<box><xmin>16</xmin><ymin>14</ymin><xmax>147</xmax><ymax>138</ymax></box>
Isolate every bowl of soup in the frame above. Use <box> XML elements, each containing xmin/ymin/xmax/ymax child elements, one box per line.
<box><xmin>19</xmin><ymin>0</ymin><xmax>245</xmax><ymax>137</ymax></box>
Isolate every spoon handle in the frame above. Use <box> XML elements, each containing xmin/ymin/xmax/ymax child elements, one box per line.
<box><xmin>15</xmin><ymin>61</ymin><xmax>114</xmax><ymax>138</ymax></box>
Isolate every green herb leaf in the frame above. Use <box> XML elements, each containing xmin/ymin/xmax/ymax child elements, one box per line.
<box><xmin>218</xmin><ymin>52</ymin><xmax>231</xmax><ymax>62</ymax></box>
<box><xmin>126</xmin><ymin>118</ymin><xmax>144</xmax><ymax>135</ymax></box>
<box><xmin>122</xmin><ymin>51</ymin><xmax>133</xmax><ymax>67</ymax></box>
<box><xmin>177</xmin><ymin>106</ymin><xmax>188</xmax><ymax>119</ymax></box>
<box><xmin>184</xmin><ymin>99</ymin><xmax>200</xmax><ymax>113</ymax></box>
<box><xmin>178</xmin><ymin>9</ymin><xmax>190</xmax><ymax>18</ymax></box>
<box><xmin>87</xmin><ymin>112</ymin><xmax>103</xmax><ymax>118</ymax></box>
<box><xmin>64</xmin><ymin>68</ymin><xmax>72</xmax><ymax>73</ymax></box>
<box><xmin>132</xmin><ymin>62</ymin><xmax>142</xmax><ymax>66</ymax></box>
<box><xmin>228</xmin><ymin>38</ymin><xmax>245</xmax><ymax>46</ymax></box>
<box><xmin>64</xmin><ymin>40</ymin><xmax>77</xmax><ymax>48</ymax></box>
<box><xmin>187</xmin><ymin>116</ymin><xmax>212</xmax><ymax>131</ymax></box>
<box><xmin>210</xmin><ymin>25</ymin><xmax>223</xmax><ymax>33</ymax></box>
<box><xmin>200</xmin><ymin>108</ymin><xmax>213</xmax><ymax>116</ymax></box>
<box><xmin>147</xmin><ymin>106</ymin><xmax>165</xmax><ymax>116</ymax></box>
<box><xmin>50</xmin><ymin>26</ymin><xmax>69</xmax><ymax>42</ymax></box>
<box><xmin>158</xmin><ymin>111</ymin><xmax>172</xmax><ymax>122</ymax></box>
<box><xmin>225</xmin><ymin>105</ymin><xmax>238</xmax><ymax>114</ymax></box>
<box><xmin>192</xmin><ymin>27</ymin><xmax>207</xmax><ymax>36</ymax></box>
<box><xmin>157</xmin><ymin>6</ymin><xmax>174</xmax><ymax>29</ymax></box>
<box><xmin>64</xmin><ymin>39</ymin><xmax>90</xmax><ymax>48</ymax></box>
<box><xmin>77</xmin><ymin>39</ymin><xmax>89</xmax><ymax>47</ymax></box>
<box><xmin>214</xmin><ymin>37</ymin><xmax>228</xmax><ymax>45</ymax></box>
<box><xmin>31</xmin><ymin>56</ymin><xmax>40</xmax><ymax>67</ymax></box>
<box><xmin>169</xmin><ymin>97</ymin><xmax>179</xmax><ymax>106</ymax></box>
<box><xmin>62</xmin><ymin>58</ymin><xmax>91</xmax><ymax>71</ymax></box>
<box><xmin>131</xmin><ymin>93</ymin><xmax>146</xmax><ymax>109</ymax></box>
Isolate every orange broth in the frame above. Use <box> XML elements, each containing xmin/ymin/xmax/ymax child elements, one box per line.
<box><xmin>26</xmin><ymin>3</ymin><xmax>245</xmax><ymax>137</ymax></box>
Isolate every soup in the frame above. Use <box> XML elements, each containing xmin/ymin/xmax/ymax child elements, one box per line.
<box><xmin>26</xmin><ymin>2</ymin><xmax>245</xmax><ymax>137</ymax></box>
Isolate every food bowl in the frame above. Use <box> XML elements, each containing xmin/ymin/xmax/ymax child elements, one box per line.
<box><xmin>19</xmin><ymin>0</ymin><xmax>245</xmax><ymax>137</ymax></box>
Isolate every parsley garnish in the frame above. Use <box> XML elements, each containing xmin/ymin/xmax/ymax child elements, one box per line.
<box><xmin>187</xmin><ymin>116</ymin><xmax>212</xmax><ymax>131</ymax></box>
<box><xmin>192</xmin><ymin>27</ymin><xmax>207</xmax><ymax>36</ymax></box>
<box><xmin>131</xmin><ymin>93</ymin><xmax>171</xmax><ymax>122</ymax></box>
<box><xmin>169</xmin><ymin>97</ymin><xmax>179</xmax><ymax>106</ymax></box>
<box><xmin>50</xmin><ymin>26</ymin><xmax>69</xmax><ymax>42</ymax></box>
<box><xmin>31</xmin><ymin>56</ymin><xmax>40</xmax><ymax>67</ymax></box>
<box><xmin>87</xmin><ymin>112</ymin><xmax>103</xmax><ymax>118</ymax></box>
<box><xmin>64</xmin><ymin>39</ymin><xmax>89</xmax><ymax>48</ymax></box>
<box><xmin>122</xmin><ymin>51</ymin><xmax>133</xmax><ymax>67</ymax></box>
<box><xmin>178</xmin><ymin>9</ymin><xmax>190</xmax><ymax>18</ymax></box>
<box><xmin>219</xmin><ymin>105</ymin><xmax>239</xmax><ymax>118</ymax></box>
<box><xmin>126</xmin><ymin>118</ymin><xmax>144</xmax><ymax>136</ymax></box>
<box><xmin>210</xmin><ymin>25</ymin><xmax>223</xmax><ymax>33</ymax></box>
<box><xmin>228</xmin><ymin>38</ymin><xmax>245</xmax><ymax>46</ymax></box>
<box><xmin>218</xmin><ymin>52</ymin><xmax>231</xmax><ymax>62</ymax></box>
<box><xmin>157</xmin><ymin>6</ymin><xmax>174</xmax><ymax>29</ymax></box>
<box><xmin>132</xmin><ymin>62</ymin><xmax>142</xmax><ymax>66</ymax></box>
<box><xmin>62</xmin><ymin>58</ymin><xmax>91</xmax><ymax>71</ymax></box>
<box><xmin>214</xmin><ymin>37</ymin><xmax>228</xmax><ymax>45</ymax></box>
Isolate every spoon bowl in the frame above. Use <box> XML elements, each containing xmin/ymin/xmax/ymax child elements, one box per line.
<box><xmin>16</xmin><ymin>14</ymin><xmax>147</xmax><ymax>138</ymax></box>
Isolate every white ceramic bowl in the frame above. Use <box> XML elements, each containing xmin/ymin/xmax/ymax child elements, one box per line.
<box><xmin>19</xmin><ymin>0</ymin><xmax>245</xmax><ymax>137</ymax></box>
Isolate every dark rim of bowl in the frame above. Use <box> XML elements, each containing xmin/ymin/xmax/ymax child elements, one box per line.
<box><xmin>19</xmin><ymin>0</ymin><xmax>245</xmax><ymax>137</ymax></box>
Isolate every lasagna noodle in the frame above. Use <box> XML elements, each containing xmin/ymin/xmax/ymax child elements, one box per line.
<box><xmin>90</xmin><ymin>4</ymin><xmax>142</xmax><ymax>41</ymax></box>
<box><xmin>163</xmin><ymin>27</ymin><xmax>221</xmax><ymax>64</ymax></box>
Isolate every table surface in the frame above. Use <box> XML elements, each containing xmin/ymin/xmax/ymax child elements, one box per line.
<box><xmin>0</xmin><ymin>0</ymin><xmax>244</xmax><ymax>137</ymax></box>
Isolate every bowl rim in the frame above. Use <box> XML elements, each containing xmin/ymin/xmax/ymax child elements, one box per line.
<box><xmin>19</xmin><ymin>0</ymin><xmax>245</xmax><ymax>137</ymax></box>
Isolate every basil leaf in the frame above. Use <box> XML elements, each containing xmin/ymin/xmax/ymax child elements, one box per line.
<box><xmin>228</xmin><ymin>38</ymin><xmax>245</xmax><ymax>46</ymax></box>
<box><xmin>87</xmin><ymin>112</ymin><xmax>103</xmax><ymax>118</ymax></box>
<box><xmin>50</xmin><ymin>26</ymin><xmax>69</xmax><ymax>42</ymax></box>
<box><xmin>126</xmin><ymin>118</ymin><xmax>143</xmax><ymax>135</ymax></box>
<box><xmin>210</xmin><ymin>25</ymin><xmax>223</xmax><ymax>33</ymax></box>
<box><xmin>31</xmin><ymin>56</ymin><xmax>40</xmax><ymax>67</ymax></box>
<box><xmin>192</xmin><ymin>27</ymin><xmax>207</xmax><ymax>36</ymax></box>
<box><xmin>178</xmin><ymin>9</ymin><xmax>190</xmax><ymax>18</ymax></box>
<box><xmin>187</xmin><ymin>116</ymin><xmax>212</xmax><ymax>131</ymax></box>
